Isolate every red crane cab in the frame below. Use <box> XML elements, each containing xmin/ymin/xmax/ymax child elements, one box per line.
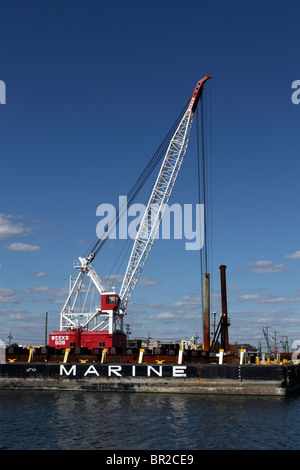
<box><xmin>101</xmin><ymin>292</ymin><xmax>119</xmax><ymax>311</ymax></box>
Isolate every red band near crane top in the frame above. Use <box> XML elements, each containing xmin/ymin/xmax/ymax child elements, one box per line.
<box><xmin>186</xmin><ymin>74</ymin><xmax>212</xmax><ymax>115</ymax></box>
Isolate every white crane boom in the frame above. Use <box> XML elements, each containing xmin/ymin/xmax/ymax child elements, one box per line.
<box><xmin>118</xmin><ymin>74</ymin><xmax>211</xmax><ymax>313</ymax></box>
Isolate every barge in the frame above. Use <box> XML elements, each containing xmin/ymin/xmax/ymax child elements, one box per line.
<box><xmin>1</xmin><ymin>346</ymin><xmax>300</xmax><ymax>396</ymax></box>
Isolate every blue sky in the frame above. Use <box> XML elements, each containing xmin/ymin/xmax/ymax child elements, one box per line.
<box><xmin>0</xmin><ymin>0</ymin><xmax>300</xmax><ymax>351</ymax></box>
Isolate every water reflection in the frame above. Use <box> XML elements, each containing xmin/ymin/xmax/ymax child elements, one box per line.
<box><xmin>0</xmin><ymin>390</ymin><xmax>299</xmax><ymax>450</ymax></box>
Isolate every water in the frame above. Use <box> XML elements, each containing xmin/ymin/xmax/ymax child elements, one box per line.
<box><xmin>0</xmin><ymin>389</ymin><xmax>299</xmax><ymax>450</ymax></box>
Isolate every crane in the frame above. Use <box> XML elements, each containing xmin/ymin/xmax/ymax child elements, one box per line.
<box><xmin>49</xmin><ymin>74</ymin><xmax>211</xmax><ymax>351</ymax></box>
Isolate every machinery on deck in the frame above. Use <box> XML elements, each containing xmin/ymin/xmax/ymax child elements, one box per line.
<box><xmin>49</xmin><ymin>75</ymin><xmax>211</xmax><ymax>351</ymax></box>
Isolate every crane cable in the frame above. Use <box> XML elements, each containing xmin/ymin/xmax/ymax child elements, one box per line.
<box><xmin>84</xmin><ymin>99</ymin><xmax>190</xmax><ymax>261</ymax></box>
<box><xmin>197</xmin><ymin>83</ymin><xmax>212</xmax><ymax>320</ymax></box>
<box><xmin>107</xmin><ymin>88</ymin><xmax>213</xmax><ymax>292</ymax></box>
<box><xmin>196</xmin><ymin>101</ymin><xmax>204</xmax><ymax>317</ymax></box>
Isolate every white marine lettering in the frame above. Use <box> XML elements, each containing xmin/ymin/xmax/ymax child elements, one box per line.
<box><xmin>172</xmin><ymin>366</ymin><xmax>187</xmax><ymax>377</ymax></box>
<box><xmin>84</xmin><ymin>365</ymin><xmax>99</xmax><ymax>376</ymax></box>
<box><xmin>60</xmin><ymin>365</ymin><xmax>76</xmax><ymax>376</ymax></box>
<box><xmin>59</xmin><ymin>364</ymin><xmax>188</xmax><ymax>378</ymax></box>
<box><xmin>147</xmin><ymin>365</ymin><xmax>162</xmax><ymax>377</ymax></box>
<box><xmin>108</xmin><ymin>365</ymin><xmax>122</xmax><ymax>377</ymax></box>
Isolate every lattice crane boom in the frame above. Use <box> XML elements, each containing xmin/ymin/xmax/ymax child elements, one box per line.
<box><xmin>118</xmin><ymin>74</ymin><xmax>211</xmax><ymax>313</ymax></box>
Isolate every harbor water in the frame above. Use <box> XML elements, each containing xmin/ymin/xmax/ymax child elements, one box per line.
<box><xmin>0</xmin><ymin>390</ymin><xmax>299</xmax><ymax>450</ymax></box>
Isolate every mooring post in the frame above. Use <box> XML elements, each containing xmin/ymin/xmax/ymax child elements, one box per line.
<box><xmin>178</xmin><ymin>348</ymin><xmax>184</xmax><ymax>364</ymax></box>
<box><xmin>203</xmin><ymin>273</ymin><xmax>210</xmax><ymax>352</ymax></box>
<box><xmin>240</xmin><ymin>348</ymin><xmax>245</xmax><ymax>365</ymax></box>
<box><xmin>28</xmin><ymin>348</ymin><xmax>34</xmax><ymax>363</ymax></box>
<box><xmin>218</xmin><ymin>349</ymin><xmax>224</xmax><ymax>364</ymax></box>
<box><xmin>63</xmin><ymin>348</ymin><xmax>70</xmax><ymax>364</ymax></box>
<box><xmin>0</xmin><ymin>340</ymin><xmax>6</xmax><ymax>364</ymax></box>
<box><xmin>101</xmin><ymin>348</ymin><xmax>107</xmax><ymax>364</ymax></box>
<box><xmin>138</xmin><ymin>348</ymin><xmax>144</xmax><ymax>364</ymax></box>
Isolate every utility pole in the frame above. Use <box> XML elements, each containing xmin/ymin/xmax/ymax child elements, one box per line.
<box><xmin>125</xmin><ymin>324</ymin><xmax>131</xmax><ymax>341</ymax></box>
<box><xmin>285</xmin><ymin>336</ymin><xmax>289</xmax><ymax>353</ymax></box>
<box><xmin>262</xmin><ymin>327</ymin><xmax>271</xmax><ymax>356</ymax></box>
<box><xmin>8</xmin><ymin>332</ymin><xmax>13</xmax><ymax>346</ymax></box>
<box><xmin>280</xmin><ymin>335</ymin><xmax>289</xmax><ymax>353</ymax></box>
<box><xmin>272</xmin><ymin>331</ymin><xmax>278</xmax><ymax>355</ymax></box>
<box><xmin>194</xmin><ymin>332</ymin><xmax>199</xmax><ymax>350</ymax></box>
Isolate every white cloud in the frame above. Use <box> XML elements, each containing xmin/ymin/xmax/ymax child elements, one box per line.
<box><xmin>247</xmin><ymin>260</ymin><xmax>273</xmax><ymax>266</ymax></box>
<box><xmin>247</xmin><ymin>260</ymin><xmax>287</xmax><ymax>274</ymax></box>
<box><xmin>137</xmin><ymin>278</ymin><xmax>159</xmax><ymax>287</ymax></box>
<box><xmin>281</xmin><ymin>318</ymin><xmax>300</xmax><ymax>324</ymax></box>
<box><xmin>0</xmin><ymin>287</ymin><xmax>21</xmax><ymax>303</ymax></box>
<box><xmin>0</xmin><ymin>287</ymin><xmax>14</xmax><ymax>297</ymax></box>
<box><xmin>149</xmin><ymin>312</ymin><xmax>177</xmax><ymax>319</ymax></box>
<box><xmin>169</xmin><ymin>295</ymin><xmax>201</xmax><ymax>310</ymax></box>
<box><xmin>6</xmin><ymin>242</ymin><xmax>41</xmax><ymax>251</ymax></box>
<box><xmin>0</xmin><ymin>213</ymin><xmax>30</xmax><ymax>241</ymax></box>
<box><xmin>239</xmin><ymin>292</ymin><xmax>300</xmax><ymax>304</ymax></box>
<box><xmin>99</xmin><ymin>274</ymin><xmax>158</xmax><ymax>289</ymax></box>
<box><xmin>100</xmin><ymin>274</ymin><xmax>124</xmax><ymax>286</ymax></box>
<box><xmin>251</xmin><ymin>264</ymin><xmax>287</xmax><ymax>274</ymax></box>
<box><xmin>23</xmin><ymin>285</ymin><xmax>68</xmax><ymax>297</ymax></box>
<box><xmin>9</xmin><ymin>313</ymin><xmax>40</xmax><ymax>321</ymax></box>
<box><xmin>25</xmin><ymin>286</ymin><xmax>48</xmax><ymax>292</ymax></box>
<box><xmin>36</xmin><ymin>272</ymin><xmax>46</xmax><ymax>277</ymax></box>
<box><xmin>286</xmin><ymin>251</ymin><xmax>300</xmax><ymax>259</ymax></box>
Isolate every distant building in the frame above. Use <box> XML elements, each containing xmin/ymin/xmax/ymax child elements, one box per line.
<box><xmin>126</xmin><ymin>339</ymin><xmax>142</xmax><ymax>350</ymax></box>
<box><xmin>229</xmin><ymin>343</ymin><xmax>257</xmax><ymax>354</ymax></box>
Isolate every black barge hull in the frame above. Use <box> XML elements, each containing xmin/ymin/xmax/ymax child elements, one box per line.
<box><xmin>0</xmin><ymin>363</ymin><xmax>299</xmax><ymax>396</ymax></box>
